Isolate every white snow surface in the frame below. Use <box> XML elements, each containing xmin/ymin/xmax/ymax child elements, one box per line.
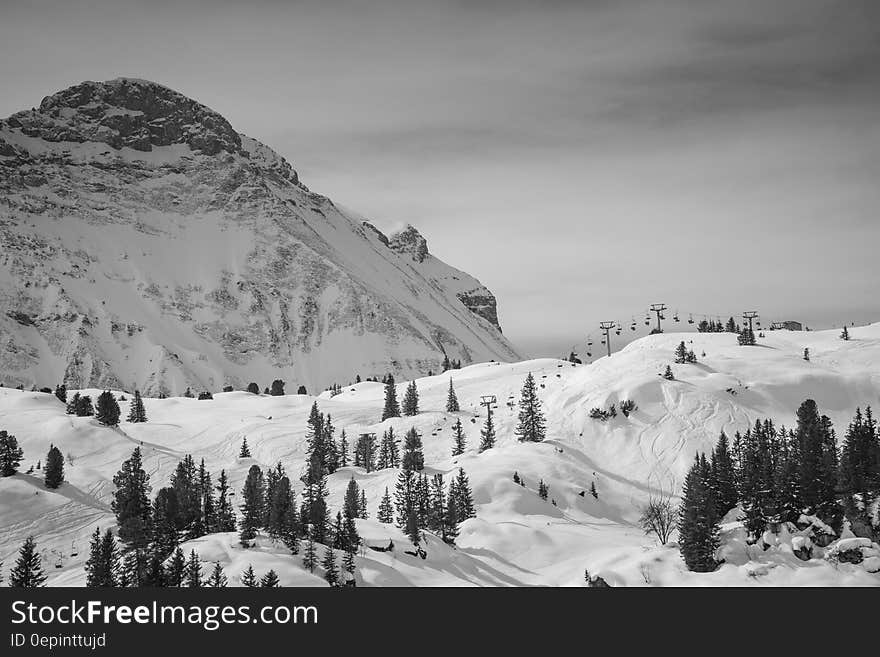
<box><xmin>2</xmin><ymin>323</ymin><xmax>880</xmax><ymax>586</ymax></box>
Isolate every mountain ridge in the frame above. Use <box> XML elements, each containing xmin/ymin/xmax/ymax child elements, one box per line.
<box><xmin>0</xmin><ymin>78</ymin><xmax>520</xmax><ymax>394</ymax></box>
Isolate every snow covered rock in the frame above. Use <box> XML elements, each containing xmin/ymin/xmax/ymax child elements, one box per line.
<box><xmin>0</xmin><ymin>79</ymin><xmax>520</xmax><ymax>395</ymax></box>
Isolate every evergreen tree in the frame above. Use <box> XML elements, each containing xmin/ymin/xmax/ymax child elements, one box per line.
<box><xmin>42</xmin><ymin>444</ymin><xmax>64</xmax><ymax>489</ymax></box>
<box><xmin>215</xmin><ymin>470</ymin><xmax>237</xmax><ymax>532</ymax></box>
<box><xmin>66</xmin><ymin>392</ymin><xmax>80</xmax><ymax>415</ymax></box>
<box><xmin>111</xmin><ymin>447</ymin><xmax>152</xmax><ymax>548</ymax></box>
<box><xmin>538</xmin><ymin>479</ymin><xmax>548</xmax><ymax>500</ymax></box>
<box><xmin>394</xmin><ymin>469</ymin><xmax>417</xmax><ymax>529</ymax></box>
<box><xmin>9</xmin><ymin>536</ymin><xmax>47</xmax><ymax>587</ymax></box>
<box><xmin>170</xmin><ymin>454</ymin><xmax>200</xmax><ymax>535</ymax></box>
<box><xmin>674</xmin><ymin>341</ymin><xmax>689</xmax><ymax>364</ymax></box>
<box><xmin>514</xmin><ymin>373</ymin><xmax>546</xmax><ymax>442</ymax></box>
<box><xmin>239</xmin><ymin>437</ymin><xmax>252</xmax><ymax>458</ymax></box>
<box><xmin>0</xmin><ymin>430</ymin><xmax>24</xmax><ymax>476</ymax></box>
<box><xmin>446</xmin><ymin>379</ymin><xmax>460</xmax><ymax>412</ymax></box>
<box><xmin>709</xmin><ymin>432</ymin><xmax>737</xmax><ymax>518</ymax></box>
<box><xmin>337</xmin><ymin>430</ymin><xmax>349</xmax><ymax>468</ymax></box>
<box><xmin>260</xmin><ymin>569</ymin><xmax>280</xmax><ymax>587</ymax></box>
<box><xmin>166</xmin><ymin>547</ymin><xmax>186</xmax><ymax>586</ymax></box>
<box><xmin>267</xmin><ymin>474</ymin><xmax>294</xmax><ymax>539</ymax></box>
<box><xmin>513</xmin><ymin>471</ymin><xmax>521</xmax><ymax>485</ymax></box>
<box><xmin>302</xmin><ymin>530</ymin><xmax>318</xmax><ymax>573</ymax></box>
<box><xmin>321</xmin><ymin>547</ymin><xmax>339</xmax><ymax>586</ymax></box>
<box><xmin>442</xmin><ymin>354</ymin><xmax>451</xmax><ymax>371</ymax></box>
<box><xmin>359</xmin><ymin>490</ymin><xmax>368</xmax><ymax>519</ymax></box>
<box><xmin>377</xmin><ymin>487</ymin><xmax>394</xmax><ymax>523</ymax></box>
<box><xmin>452</xmin><ymin>468</ymin><xmax>476</xmax><ymax>520</ymax></box>
<box><xmin>840</xmin><ymin>326</ymin><xmax>850</xmax><ymax>341</ymax></box>
<box><xmin>677</xmin><ymin>455</ymin><xmax>720</xmax><ymax>572</ymax></box>
<box><xmin>402</xmin><ymin>427</ymin><xmax>424</xmax><ymax>471</ymax></box>
<box><xmin>208</xmin><ymin>561</ymin><xmax>227</xmax><ymax>587</ymax></box>
<box><xmin>84</xmin><ymin>527</ymin><xmax>104</xmax><ymax>587</ymax></box>
<box><xmin>342</xmin><ymin>547</ymin><xmax>356</xmax><ymax>579</ymax></box>
<box><xmin>270</xmin><ymin>379</ymin><xmax>285</xmax><ymax>396</ymax></box>
<box><xmin>95</xmin><ymin>390</ymin><xmax>121</xmax><ymax>426</ymax></box>
<box><xmin>840</xmin><ymin>407</ymin><xmax>880</xmax><ymax>522</ymax></box>
<box><xmin>127</xmin><ymin>390</ymin><xmax>147</xmax><ymax>423</ymax></box>
<box><xmin>54</xmin><ymin>384</ymin><xmax>67</xmax><ymax>404</ymax></box>
<box><xmin>590</xmin><ymin>481</ymin><xmax>598</xmax><ymax>499</ymax></box>
<box><xmin>151</xmin><ymin>487</ymin><xmax>180</xmax><ymax>559</ymax></box>
<box><xmin>451</xmin><ymin>418</ymin><xmax>466</xmax><ymax>456</ymax></box>
<box><xmin>404</xmin><ymin>511</ymin><xmax>421</xmax><ymax>546</ymax></box>
<box><xmin>725</xmin><ymin>317</ymin><xmax>738</xmax><ymax>333</ymax></box>
<box><xmin>343</xmin><ymin>477</ymin><xmax>361</xmax><ymax>521</ymax></box>
<box><xmin>246</xmin><ymin>382</ymin><xmax>260</xmax><ymax>395</ymax></box>
<box><xmin>402</xmin><ymin>381</ymin><xmax>420</xmax><ymax>416</ymax></box>
<box><xmin>144</xmin><ymin>553</ymin><xmax>166</xmax><ymax>587</ymax></box>
<box><xmin>737</xmin><ymin>327</ymin><xmax>757</xmax><ymax>346</ymax></box>
<box><xmin>184</xmin><ymin>550</ymin><xmax>203</xmax><ymax>587</ymax></box>
<box><xmin>354</xmin><ymin>432</ymin><xmax>377</xmax><ymax>472</ymax></box>
<box><xmin>300</xmin><ymin>404</ymin><xmax>331</xmax><ymax>543</ymax></box>
<box><xmin>240</xmin><ymin>564</ymin><xmax>257</xmax><ymax>587</ymax></box>
<box><xmin>662</xmin><ymin>365</ymin><xmax>675</xmax><ymax>380</ymax></box>
<box><xmin>479</xmin><ymin>413</ymin><xmax>496</xmax><ymax>452</ymax></box>
<box><xmin>795</xmin><ymin>399</ymin><xmax>841</xmax><ymax>530</ymax></box>
<box><xmin>239</xmin><ymin>464</ymin><xmax>265</xmax><ymax>544</ymax></box>
<box><xmin>381</xmin><ymin>375</ymin><xmax>401</xmax><ymax>421</ymax></box>
<box><xmin>75</xmin><ymin>394</ymin><xmax>94</xmax><ymax>417</ymax></box>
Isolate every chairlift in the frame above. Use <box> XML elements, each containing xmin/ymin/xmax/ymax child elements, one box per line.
<box><xmin>688</xmin><ymin>313</ymin><xmax>695</xmax><ymax>325</ymax></box>
<box><xmin>55</xmin><ymin>552</ymin><xmax>63</xmax><ymax>569</ymax></box>
<box><xmin>673</xmin><ymin>310</ymin><xmax>680</xmax><ymax>322</ymax></box>
<box><xmin>600</xmin><ymin>339</ymin><xmax>605</xmax><ymax>345</ymax></box>
<box><xmin>586</xmin><ymin>352</ymin><xmax>592</xmax><ymax>358</ymax></box>
<box><xmin>70</xmin><ymin>541</ymin><xmax>78</xmax><ymax>557</ymax></box>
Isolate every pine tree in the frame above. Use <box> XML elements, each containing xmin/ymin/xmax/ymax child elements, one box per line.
<box><xmin>321</xmin><ymin>547</ymin><xmax>339</xmax><ymax>586</ymax></box>
<box><xmin>270</xmin><ymin>379</ymin><xmax>285</xmax><ymax>396</ymax></box>
<box><xmin>677</xmin><ymin>455</ymin><xmax>720</xmax><ymax>572</ymax></box>
<box><xmin>446</xmin><ymin>379</ymin><xmax>460</xmax><ymax>412</ymax></box>
<box><xmin>674</xmin><ymin>341</ymin><xmax>689</xmax><ymax>364</ymax></box>
<box><xmin>394</xmin><ymin>469</ymin><xmax>417</xmax><ymax>529</ymax></box>
<box><xmin>150</xmin><ymin>487</ymin><xmax>179</xmax><ymax>559</ymax></box>
<box><xmin>840</xmin><ymin>407</ymin><xmax>880</xmax><ymax>522</ymax></box>
<box><xmin>302</xmin><ymin>530</ymin><xmax>318</xmax><ymax>573</ymax></box>
<box><xmin>66</xmin><ymin>392</ymin><xmax>80</xmax><ymax>415</ymax></box>
<box><xmin>246</xmin><ymin>382</ymin><xmax>260</xmax><ymax>395</ymax></box>
<box><xmin>662</xmin><ymin>365</ymin><xmax>674</xmax><ymax>380</ymax></box>
<box><xmin>144</xmin><ymin>553</ymin><xmax>166</xmax><ymax>587</ymax></box>
<box><xmin>803</xmin><ymin>348</ymin><xmax>810</xmax><ymax>361</ymax></box>
<box><xmin>513</xmin><ymin>471</ymin><xmax>521</xmax><ymax>485</ymax></box>
<box><xmin>215</xmin><ymin>470</ymin><xmax>236</xmax><ymax>532</ymax></box>
<box><xmin>737</xmin><ymin>327</ymin><xmax>757</xmax><ymax>346</ymax></box>
<box><xmin>95</xmin><ymin>390</ymin><xmax>120</xmax><ymax>426</ymax></box>
<box><xmin>402</xmin><ymin>381</ymin><xmax>420</xmax><ymax>416</ymax></box>
<box><xmin>514</xmin><ymin>373</ymin><xmax>546</xmax><ymax>442</ymax></box>
<box><xmin>208</xmin><ymin>561</ymin><xmax>227</xmax><ymax>587</ymax></box>
<box><xmin>402</xmin><ymin>427</ymin><xmax>424</xmax><ymax>471</ymax></box>
<box><xmin>841</xmin><ymin>326</ymin><xmax>850</xmax><ymax>341</ymax></box>
<box><xmin>479</xmin><ymin>413</ymin><xmax>496</xmax><ymax>452</ymax></box>
<box><xmin>44</xmin><ymin>445</ymin><xmax>64</xmax><ymax>489</ymax></box>
<box><xmin>538</xmin><ymin>479</ymin><xmax>548</xmax><ymax>500</ymax></box>
<box><xmin>260</xmin><ymin>569</ymin><xmax>280</xmax><ymax>587</ymax></box>
<box><xmin>239</xmin><ymin>437</ymin><xmax>251</xmax><ymax>458</ymax></box>
<box><xmin>324</xmin><ymin>415</ymin><xmax>339</xmax><ymax>473</ymax></box>
<box><xmin>343</xmin><ymin>477</ymin><xmax>361</xmax><ymax>520</ymax></box>
<box><xmin>427</xmin><ymin>474</ymin><xmax>447</xmax><ymax>537</ymax></box>
<box><xmin>84</xmin><ymin>527</ymin><xmax>104</xmax><ymax>587</ymax></box>
<box><xmin>0</xmin><ymin>430</ymin><xmax>24</xmax><ymax>477</ymax></box>
<box><xmin>75</xmin><ymin>394</ymin><xmax>94</xmax><ymax>417</ymax></box>
<box><xmin>354</xmin><ymin>433</ymin><xmax>377</xmax><ymax>472</ymax></box>
<box><xmin>267</xmin><ymin>475</ymin><xmax>294</xmax><ymax>539</ymax></box>
<box><xmin>359</xmin><ymin>489</ymin><xmax>368</xmax><ymax>519</ymax></box>
<box><xmin>709</xmin><ymin>432</ymin><xmax>737</xmax><ymax>518</ymax></box>
<box><xmin>127</xmin><ymin>390</ymin><xmax>147</xmax><ymax>423</ymax></box>
<box><xmin>590</xmin><ymin>481</ymin><xmax>598</xmax><ymax>499</ymax></box>
<box><xmin>54</xmin><ymin>384</ymin><xmax>67</xmax><ymax>404</ymax></box>
<box><xmin>171</xmin><ymin>454</ymin><xmax>200</xmax><ymax>536</ymax></box>
<box><xmin>300</xmin><ymin>404</ymin><xmax>330</xmax><ymax>543</ymax></box>
<box><xmin>451</xmin><ymin>418</ymin><xmax>466</xmax><ymax>456</ymax></box>
<box><xmin>111</xmin><ymin>447</ymin><xmax>152</xmax><ymax>548</ymax></box>
<box><xmin>381</xmin><ymin>375</ymin><xmax>401</xmax><ymax>421</ymax></box>
<box><xmin>725</xmin><ymin>317</ymin><xmax>737</xmax><ymax>333</ymax></box>
<box><xmin>342</xmin><ymin>547</ymin><xmax>357</xmax><ymax>579</ymax></box>
<box><xmin>166</xmin><ymin>547</ymin><xmax>186</xmax><ymax>586</ymax></box>
<box><xmin>795</xmin><ymin>399</ymin><xmax>841</xmax><ymax>530</ymax></box>
<box><xmin>442</xmin><ymin>354</ymin><xmax>451</xmax><ymax>371</ymax></box>
<box><xmin>444</xmin><ymin>490</ymin><xmax>460</xmax><ymax>545</ymax></box>
<box><xmin>337</xmin><ymin>430</ymin><xmax>349</xmax><ymax>467</ymax></box>
<box><xmin>378</xmin><ymin>487</ymin><xmax>394</xmax><ymax>523</ymax></box>
<box><xmin>184</xmin><ymin>550</ymin><xmax>202</xmax><ymax>587</ymax></box>
<box><xmin>239</xmin><ymin>464</ymin><xmax>265</xmax><ymax>544</ymax></box>
<box><xmin>240</xmin><ymin>564</ymin><xmax>258</xmax><ymax>587</ymax></box>
<box><xmin>9</xmin><ymin>536</ymin><xmax>47</xmax><ymax>587</ymax></box>
<box><xmin>452</xmin><ymin>468</ymin><xmax>476</xmax><ymax>520</ymax></box>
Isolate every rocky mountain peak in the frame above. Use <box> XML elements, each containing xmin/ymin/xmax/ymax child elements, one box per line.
<box><xmin>7</xmin><ymin>77</ymin><xmax>242</xmax><ymax>155</ymax></box>
<box><xmin>389</xmin><ymin>224</ymin><xmax>429</xmax><ymax>263</ymax></box>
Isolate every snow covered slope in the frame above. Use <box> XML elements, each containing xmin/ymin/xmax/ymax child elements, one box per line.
<box><xmin>0</xmin><ymin>78</ymin><xmax>520</xmax><ymax>395</ymax></box>
<box><xmin>1</xmin><ymin>323</ymin><xmax>879</xmax><ymax>586</ymax></box>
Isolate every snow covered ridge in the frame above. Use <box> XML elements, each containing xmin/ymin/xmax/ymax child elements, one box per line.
<box><xmin>0</xmin><ymin>78</ymin><xmax>520</xmax><ymax>395</ymax></box>
<box><xmin>1</xmin><ymin>323</ymin><xmax>879</xmax><ymax>586</ymax></box>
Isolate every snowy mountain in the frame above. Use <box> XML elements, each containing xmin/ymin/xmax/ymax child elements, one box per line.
<box><xmin>1</xmin><ymin>323</ymin><xmax>878</xmax><ymax>586</ymax></box>
<box><xmin>0</xmin><ymin>78</ymin><xmax>520</xmax><ymax>395</ymax></box>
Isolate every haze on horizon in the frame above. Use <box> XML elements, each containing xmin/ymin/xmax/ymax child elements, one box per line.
<box><xmin>1</xmin><ymin>0</ymin><xmax>878</xmax><ymax>358</ymax></box>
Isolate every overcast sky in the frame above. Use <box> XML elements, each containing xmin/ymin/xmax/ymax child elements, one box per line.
<box><xmin>2</xmin><ymin>0</ymin><xmax>879</xmax><ymax>356</ymax></box>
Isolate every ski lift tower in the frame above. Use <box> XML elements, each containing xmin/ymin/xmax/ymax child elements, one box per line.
<box><xmin>480</xmin><ymin>395</ymin><xmax>497</xmax><ymax>420</ymax></box>
<box><xmin>599</xmin><ymin>321</ymin><xmax>616</xmax><ymax>357</ymax></box>
<box><xmin>742</xmin><ymin>311</ymin><xmax>759</xmax><ymax>334</ymax></box>
<box><xmin>649</xmin><ymin>303</ymin><xmax>667</xmax><ymax>334</ymax></box>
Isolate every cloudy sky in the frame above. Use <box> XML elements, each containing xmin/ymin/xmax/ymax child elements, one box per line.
<box><xmin>2</xmin><ymin>0</ymin><xmax>878</xmax><ymax>356</ymax></box>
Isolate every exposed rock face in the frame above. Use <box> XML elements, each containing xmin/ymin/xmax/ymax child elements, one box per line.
<box><xmin>0</xmin><ymin>79</ymin><xmax>520</xmax><ymax>395</ymax></box>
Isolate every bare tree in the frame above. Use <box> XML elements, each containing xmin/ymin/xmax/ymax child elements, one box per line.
<box><xmin>638</xmin><ymin>491</ymin><xmax>676</xmax><ymax>545</ymax></box>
